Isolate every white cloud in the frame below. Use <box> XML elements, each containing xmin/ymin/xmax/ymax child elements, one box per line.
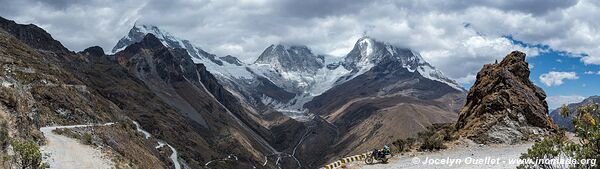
<box><xmin>539</xmin><ymin>71</ymin><xmax>579</xmax><ymax>87</ymax></box>
<box><xmin>582</xmin><ymin>56</ymin><xmax>600</xmax><ymax>65</ymax></box>
<box><xmin>546</xmin><ymin>95</ymin><xmax>586</xmax><ymax>109</ymax></box>
<box><xmin>584</xmin><ymin>70</ymin><xmax>600</xmax><ymax>75</ymax></box>
<box><xmin>455</xmin><ymin>73</ymin><xmax>477</xmax><ymax>85</ymax></box>
<box><xmin>2</xmin><ymin>0</ymin><xmax>600</xmax><ymax>85</ymax></box>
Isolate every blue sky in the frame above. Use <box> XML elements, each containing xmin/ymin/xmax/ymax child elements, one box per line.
<box><xmin>529</xmin><ymin>52</ymin><xmax>600</xmax><ymax>109</ymax></box>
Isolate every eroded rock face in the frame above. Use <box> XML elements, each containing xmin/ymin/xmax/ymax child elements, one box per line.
<box><xmin>455</xmin><ymin>51</ymin><xmax>558</xmax><ymax>144</ymax></box>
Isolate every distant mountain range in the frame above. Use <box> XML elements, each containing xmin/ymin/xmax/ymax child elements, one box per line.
<box><xmin>112</xmin><ymin>24</ymin><xmax>465</xmax><ymax>120</ymax></box>
<box><xmin>108</xmin><ymin>24</ymin><xmax>468</xmax><ymax>166</ymax></box>
<box><xmin>549</xmin><ymin>96</ymin><xmax>600</xmax><ymax>131</ymax></box>
<box><xmin>1</xmin><ymin>16</ymin><xmax>469</xmax><ymax>169</ymax></box>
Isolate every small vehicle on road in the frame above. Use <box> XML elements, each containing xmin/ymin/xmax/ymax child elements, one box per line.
<box><xmin>365</xmin><ymin>146</ymin><xmax>392</xmax><ymax>164</ymax></box>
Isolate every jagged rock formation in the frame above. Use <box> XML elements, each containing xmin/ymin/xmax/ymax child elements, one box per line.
<box><xmin>455</xmin><ymin>51</ymin><xmax>558</xmax><ymax>144</ymax></box>
<box><xmin>549</xmin><ymin>96</ymin><xmax>600</xmax><ymax>131</ymax></box>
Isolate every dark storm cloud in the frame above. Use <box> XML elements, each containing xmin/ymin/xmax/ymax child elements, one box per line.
<box><xmin>489</xmin><ymin>0</ymin><xmax>579</xmax><ymax>15</ymax></box>
<box><xmin>273</xmin><ymin>0</ymin><xmax>371</xmax><ymax>18</ymax></box>
<box><xmin>391</xmin><ymin>0</ymin><xmax>579</xmax><ymax>15</ymax></box>
<box><xmin>35</xmin><ymin>0</ymin><xmax>83</xmax><ymax>10</ymax></box>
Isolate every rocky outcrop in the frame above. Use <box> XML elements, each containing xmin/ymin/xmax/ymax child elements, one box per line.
<box><xmin>219</xmin><ymin>55</ymin><xmax>243</xmax><ymax>66</ymax></box>
<box><xmin>455</xmin><ymin>51</ymin><xmax>558</xmax><ymax>144</ymax></box>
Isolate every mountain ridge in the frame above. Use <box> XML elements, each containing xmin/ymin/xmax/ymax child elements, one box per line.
<box><xmin>111</xmin><ymin>25</ymin><xmax>464</xmax><ymax>120</ymax></box>
<box><xmin>549</xmin><ymin>95</ymin><xmax>600</xmax><ymax>131</ymax></box>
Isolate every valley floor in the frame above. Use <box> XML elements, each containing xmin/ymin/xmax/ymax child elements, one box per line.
<box><xmin>40</xmin><ymin>123</ymin><xmax>115</xmax><ymax>169</ymax></box>
<box><xmin>347</xmin><ymin>141</ymin><xmax>534</xmax><ymax>169</ymax></box>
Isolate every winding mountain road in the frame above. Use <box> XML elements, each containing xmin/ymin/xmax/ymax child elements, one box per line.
<box><xmin>132</xmin><ymin>121</ymin><xmax>181</xmax><ymax>169</ymax></box>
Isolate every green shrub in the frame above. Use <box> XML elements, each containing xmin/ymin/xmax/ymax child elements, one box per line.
<box><xmin>417</xmin><ymin>124</ymin><xmax>450</xmax><ymax>151</ymax></box>
<box><xmin>1</xmin><ymin>129</ymin><xmax>10</xmax><ymax>168</ymax></box>
<box><xmin>420</xmin><ymin>133</ymin><xmax>447</xmax><ymax>151</ymax></box>
<box><xmin>10</xmin><ymin>139</ymin><xmax>42</xmax><ymax>169</ymax></box>
<box><xmin>392</xmin><ymin>138</ymin><xmax>415</xmax><ymax>152</ymax></box>
<box><xmin>82</xmin><ymin>133</ymin><xmax>93</xmax><ymax>145</ymax></box>
<box><xmin>519</xmin><ymin>104</ymin><xmax>600</xmax><ymax>169</ymax></box>
<box><xmin>0</xmin><ymin>125</ymin><xmax>9</xmax><ymax>149</ymax></box>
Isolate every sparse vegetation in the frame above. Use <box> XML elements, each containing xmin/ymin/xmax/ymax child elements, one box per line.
<box><xmin>82</xmin><ymin>133</ymin><xmax>93</xmax><ymax>145</ymax></box>
<box><xmin>418</xmin><ymin>123</ymin><xmax>454</xmax><ymax>151</ymax></box>
<box><xmin>392</xmin><ymin>137</ymin><xmax>415</xmax><ymax>153</ymax></box>
<box><xmin>52</xmin><ymin>128</ymin><xmax>95</xmax><ymax>145</ymax></box>
<box><xmin>518</xmin><ymin>104</ymin><xmax>600</xmax><ymax>169</ymax></box>
<box><xmin>387</xmin><ymin>123</ymin><xmax>455</xmax><ymax>152</ymax></box>
<box><xmin>1</xmin><ymin>122</ymin><xmax>10</xmax><ymax>168</ymax></box>
<box><xmin>0</xmin><ymin>122</ymin><xmax>9</xmax><ymax>150</ymax></box>
<box><xmin>419</xmin><ymin>131</ymin><xmax>447</xmax><ymax>151</ymax></box>
<box><xmin>10</xmin><ymin>139</ymin><xmax>43</xmax><ymax>169</ymax></box>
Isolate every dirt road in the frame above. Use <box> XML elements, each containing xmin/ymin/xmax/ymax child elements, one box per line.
<box><xmin>40</xmin><ymin>123</ymin><xmax>114</xmax><ymax>169</ymax></box>
<box><xmin>347</xmin><ymin>142</ymin><xmax>533</xmax><ymax>169</ymax></box>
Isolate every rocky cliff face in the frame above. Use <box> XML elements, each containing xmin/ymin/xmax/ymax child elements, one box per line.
<box><xmin>455</xmin><ymin>51</ymin><xmax>558</xmax><ymax>144</ymax></box>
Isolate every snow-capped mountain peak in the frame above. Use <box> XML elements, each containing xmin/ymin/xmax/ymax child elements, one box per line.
<box><xmin>343</xmin><ymin>36</ymin><xmax>464</xmax><ymax>91</ymax></box>
<box><xmin>254</xmin><ymin>44</ymin><xmax>324</xmax><ymax>73</ymax></box>
<box><xmin>112</xmin><ymin>24</ymin><xmax>182</xmax><ymax>54</ymax></box>
<box><xmin>112</xmin><ymin>26</ymin><xmax>464</xmax><ymax>120</ymax></box>
<box><xmin>113</xmin><ymin>24</ymin><xmax>215</xmax><ymax>63</ymax></box>
<box><xmin>111</xmin><ymin>24</ymin><xmax>253</xmax><ymax>80</ymax></box>
<box><xmin>358</xmin><ymin>37</ymin><xmax>374</xmax><ymax>56</ymax></box>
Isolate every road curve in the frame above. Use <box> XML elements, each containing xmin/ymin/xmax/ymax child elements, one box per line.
<box><xmin>40</xmin><ymin>123</ymin><xmax>115</xmax><ymax>169</ymax></box>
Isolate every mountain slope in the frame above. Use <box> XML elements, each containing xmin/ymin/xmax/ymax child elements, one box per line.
<box><xmin>0</xmin><ymin>17</ymin><xmax>289</xmax><ymax>169</ymax></box>
<box><xmin>0</xmin><ymin>18</ymin><xmax>172</xmax><ymax>169</ymax></box>
<box><xmin>0</xmin><ymin>17</ymin><xmax>69</xmax><ymax>53</ymax></box>
<box><xmin>549</xmin><ymin>96</ymin><xmax>600</xmax><ymax>131</ymax></box>
<box><xmin>113</xmin><ymin>33</ymin><xmax>281</xmax><ymax>168</ymax></box>
<box><xmin>111</xmin><ymin>26</ymin><xmax>464</xmax><ymax>121</ymax></box>
<box><xmin>111</xmin><ymin>26</ymin><xmax>467</xmax><ymax>167</ymax></box>
<box><xmin>293</xmin><ymin>38</ymin><xmax>465</xmax><ymax>166</ymax></box>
